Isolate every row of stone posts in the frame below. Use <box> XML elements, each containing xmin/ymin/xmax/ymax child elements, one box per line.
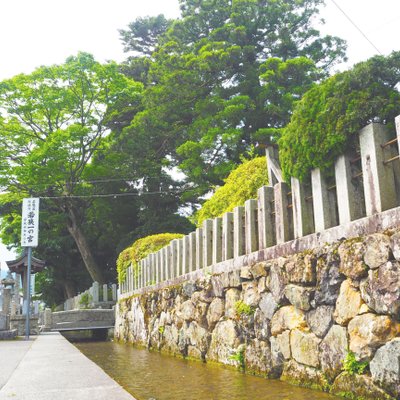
<box><xmin>121</xmin><ymin>116</ymin><xmax>400</xmax><ymax>294</ymax></box>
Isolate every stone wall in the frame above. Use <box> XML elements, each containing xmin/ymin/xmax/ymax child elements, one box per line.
<box><xmin>115</xmin><ymin>228</ymin><xmax>400</xmax><ymax>400</ymax></box>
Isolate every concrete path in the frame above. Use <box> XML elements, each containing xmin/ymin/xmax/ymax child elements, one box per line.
<box><xmin>0</xmin><ymin>332</ymin><xmax>136</xmax><ymax>400</ymax></box>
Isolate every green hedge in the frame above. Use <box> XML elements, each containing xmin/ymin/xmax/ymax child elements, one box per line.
<box><xmin>278</xmin><ymin>52</ymin><xmax>400</xmax><ymax>180</ymax></box>
<box><xmin>117</xmin><ymin>232</ymin><xmax>184</xmax><ymax>284</ymax></box>
<box><xmin>195</xmin><ymin>156</ymin><xmax>268</xmax><ymax>226</ymax></box>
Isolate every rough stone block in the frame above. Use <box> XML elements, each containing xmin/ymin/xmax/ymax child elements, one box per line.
<box><xmin>363</xmin><ymin>233</ymin><xmax>391</xmax><ymax>269</ymax></box>
<box><xmin>206</xmin><ymin>298</ymin><xmax>225</xmax><ymax>330</ymax></box>
<box><xmin>290</xmin><ymin>329</ymin><xmax>321</xmax><ymax>368</ymax></box>
<box><xmin>284</xmin><ymin>284</ymin><xmax>314</xmax><ymax>311</ymax></box>
<box><xmin>259</xmin><ymin>292</ymin><xmax>279</xmax><ymax>320</ymax></box>
<box><xmin>271</xmin><ymin>306</ymin><xmax>306</xmax><ymax>336</ymax></box>
<box><xmin>224</xmin><ymin>288</ymin><xmax>241</xmax><ymax>319</ymax></box>
<box><xmin>338</xmin><ymin>239</ymin><xmax>368</xmax><ymax>280</ymax></box>
<box><xmin>306</xmin><ymin>305</ymin><xmax>334</xmax><ymax>338</ymax></box>
<box><xmin>334</xmin><ymin>279</ymin><xmax>364</xmax><ymax>326</ymax></box>
<box><xmin>244</xmin><ymin>339</ymin><xmax>273</xmax><ymax>376</ymax></box>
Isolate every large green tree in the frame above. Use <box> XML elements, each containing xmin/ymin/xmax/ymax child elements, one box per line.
<box><xmin>0</xmin><ymin>52</ymin><xmax>143</xmax><ymax>284</ymax></box>
<box><xmin>118</xmin><ymin>0</ymin><xmax>347</xmax><ymax>197</ymax></box>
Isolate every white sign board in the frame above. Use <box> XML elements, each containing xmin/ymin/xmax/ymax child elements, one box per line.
<box><xmin>21</xmin><ymin>198</ymin><xmax>40</xmax><ymax>247</ymax></box>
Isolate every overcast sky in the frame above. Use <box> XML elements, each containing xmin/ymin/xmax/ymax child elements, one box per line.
<box><xmin>1</xmin><ymin>0</ymin><xmax>400</xmax><ymax>270</ymax></box>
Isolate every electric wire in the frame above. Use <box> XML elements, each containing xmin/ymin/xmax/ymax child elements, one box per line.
<box><xmin>329</xmin><ymin>0</ymin><xmax>382</xmax><ymax>55</ymax></box>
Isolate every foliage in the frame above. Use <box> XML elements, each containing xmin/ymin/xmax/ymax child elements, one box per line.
<box><xmin>234</xmin><ymin>300</ymin><xmax>255</xmax><ymax>317</ymax></box>
<box><xmin>279</xmin><ymin>51</ymin><xmax>400</xmax><ymax>180</ymax></box>
<box><xmin>195</xmin><ymin>156</ymin><xmax>268</xmax><ymax>226</ymax></box>
<box><xmin>117</xmin><ymin>232</ymin><xmax>184</xmax><ymax>283</ymax></box>
<box><xmin>78</xmin><ymin>292</ymin><xmax>92</xmax><ymax>309</ymax></box>
<box><xmin>342</xmin><ymin>351</ymin><xmax>369</xmax><ymax>375</ymax></box>
<box><xmin>118</xmin><ymin>0</ymin><xmax>346</xmax><ymax>197</ymax></box>
<box><xmin>229</xmin><ymin>345</ymin><xmax>246</xmax><ymax>371</ymax></box>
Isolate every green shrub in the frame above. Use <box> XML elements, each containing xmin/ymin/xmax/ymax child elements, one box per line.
<box><xmin>195</xmin><ymin>156</ymin><xmax>268</xmax><ymax>226</ymax></box>
<box><xmin>234</xmin><ymin>300</ymin><xmax>255</xmax><ymax>317</ymax></box>
<box><xmin>279</xmin><ymin>51</ymin><xmax>400</xmax><ymax>180</ymax></box>
<box><xmin>79</xmin><ymin>292</ymin><xmax>92</xmax><ymax>309</ymax></box>
<box><xmin>342</xmin><ymin>351</ymin><xmax>369</xmax><ymax>375</ymax></box>
<box><xmin>116</xmin><ymin>232</ymin><xmax>184</xmax><ymax>284</ymax></box>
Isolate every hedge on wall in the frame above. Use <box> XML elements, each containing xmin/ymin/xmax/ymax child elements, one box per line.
<box><xmin>195</xmin><ymin>156</ymin><xmax>268</xmax><ymax>226</ymax></box>
<box><xmin>117</xmin><ymin>233</ymin><xmax>184</xmax><ymax>284</ymax></box>
<box><xmin>278</xmin><ymin>51</ymin><xmax>400</xmax><ymax>181</ymax></box>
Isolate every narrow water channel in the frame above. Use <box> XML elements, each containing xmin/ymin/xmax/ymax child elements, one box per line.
<box><xmin>74</xmin><ymin>340</ymin><xmax>339</xmax><ymax>400</ymax></box>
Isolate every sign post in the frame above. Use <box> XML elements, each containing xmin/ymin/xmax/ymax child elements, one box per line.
<box><xmin>21</xmin><ymin>198</ymin><xmax>39</xmax><ymax>339</ymax></box>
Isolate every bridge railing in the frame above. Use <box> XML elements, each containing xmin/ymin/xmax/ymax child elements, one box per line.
<box><xmin>63</xmin><ymin>282</ymin><xmax>117</xmax><ymax>311</ymax></box>
<box><xmin>120</xmin><ymin>115</ymin><xmax>400</xmax><ymax>295</ymax></box>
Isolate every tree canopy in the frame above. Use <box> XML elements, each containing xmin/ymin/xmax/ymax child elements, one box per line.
<box><xmin>278</xmin><ymin>51</ymin><xmax>400</xmax><ymax>180</ymax></box>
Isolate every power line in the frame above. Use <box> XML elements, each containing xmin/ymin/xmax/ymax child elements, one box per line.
<box><xmin>329</xmin><ymin>0</ymin><xmax>382</xmax><ymax>55</ymax></box>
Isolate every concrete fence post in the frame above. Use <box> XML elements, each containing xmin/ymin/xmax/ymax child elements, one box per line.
<box><xmin>257</xmin><ymin>186</ymin><xmax>275</xmax><ymax>250</ymax></box>
<box><xmin>311</xmin><ymin>168</ymin><xmax>337</xmax><ymax>232</ymax></box>
<box><xmin>177</xmin><ymin>239</ymin><xmax>183</xmax><ymax>277</ymax></box>
<box><xmin>245</xmin><ymin>199</ymin><xmax>258</xmax><ymax>254</ymax></box>
<box><xmin>91</xmin><ymin>282</ymin><xmax>99</xmax><ymax>304</ymax></box>
<box><xmin>166</xmin><ymin>245</ymin><xmax>171</xmax><ymax>281</ymax></box>
<box><xmin>335</xmin><ymin>153</ymin><xmax>365</xmax><ymax>224</ymax></box>
<box><xmin>291</xmin><ymin>177</ymin><xmax>314</xmax><ymax>238</ymax></box>
<box><xmin>156</xmin><ymin>251</ymin><xmax>161</xmax><ymax>284</ymax></box>
<box><xmin>212</xmin><ymin>217</ymin><xmax>223</xmax><ymax>265</ymax></box>
<box><xmin>103</xmin><ymin>284</ymin><xmax>108</xmax><ymax>302</ymax></box>
<box><xmin>222</xmin><ymin>212</ymin><xmax>234</xmax><ymax>261</ymax></box>
<box><xmin>203</xmin><ymin>219</ymin><xmax>213</xmax><ymax>268</ymax></box>
<box><xmin>112</xmin><ymin>284</ymin><xmax>117</xmax><ymax>301</ymax></box>
<box><xmin>183</xmin><ymin>235</ymin><xmax>190</xmax><ymax>275</ymax></box>
<box><xmin>189</xmin><ymin>232</ymin><xmax>197</xmax><ymax>272</ymax></box>
<box><xmin>274</xmin><ymin>182</ymin><xmax>292</xmax><ymax>244</ymax></box>
<box><xmin>195</xmin><ymin>228</ymin><xmax>203</xmax><ymax>269</ymax></box>
<box><xmin>162</xmin><ymin>247</ymin><xmax>167</xmax><ymax>281</ymax></box>
<box><xmin>360</xmin><ymin>123</ymin><xmax>397</xmax><ymax>215</ymax></box>
<box><xmin>44</xmin><ymin>308</ymin><xmax>52</xmax><ymax>331</ymax></box>
<box><xmin>233</xmin><ymin>206</ymin><xmax>245</xmax><ymax>257</ymax></box>
<box><xmin>171</xmin><ymin>240</ymin><xmax>178</xmax><ymax>278</ymax></box>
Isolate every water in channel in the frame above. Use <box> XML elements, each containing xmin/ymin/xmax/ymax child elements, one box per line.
<box><xmin>74</xmin><ymin>340</ymin><xmax>339</xmax><ymax>400</ymax></box>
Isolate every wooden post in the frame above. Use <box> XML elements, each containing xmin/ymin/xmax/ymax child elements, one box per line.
<box><xmin>222</xmin><ymin>212</ymin><xmax>234</xmax><ymax>261</ymax></box>
<box><xmin>233</xmin><ymin>206</ymin><xmax>245</xmax><ymax>257</ymax></box>
<box><xmin>360</xmin><ymin>123</ymin><xmax>397</xmax><ymax>215</ymax></box>
<box><xmin>274</xmin><ymin>182</ymin><xmax>292</xmax><ymax>244</ymax></box>
<box><xmin>245</xmin><ymin>199</ymin><xmax>258</xmax><ymax>253</ymax></box>
<box><xmin>257</xmin><ymin>186</ymin><xmax>275</xmax><ymax>249</ymax></box>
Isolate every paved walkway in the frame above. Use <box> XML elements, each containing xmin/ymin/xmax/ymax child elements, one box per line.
<box><xmin>0</xmin><ymin>332</ymin><xmax>136</xmax><ymax>400</ymax></box>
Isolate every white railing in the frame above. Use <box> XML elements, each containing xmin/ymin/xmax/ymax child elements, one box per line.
<box><xmin>121</xmin><ymin>115</ymin><xmax>400</xmax><ymax>294</ymax></box>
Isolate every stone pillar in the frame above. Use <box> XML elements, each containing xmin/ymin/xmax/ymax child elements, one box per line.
<box><xmin>182</xmin><ymin>235</ymin><xmax>190</xmax><ymax>275</ymax></box>
<box><xmin>14</xmin><ymin>275</ymin><xmax>20</xmax><ymax>314</ymax></box>
<box><xmin>195</xmin><ymin>228</ymin><xmax>203</xmax><ymax>270</ymax></box>
<box><xmin>188</xmin><ymin>232</ymin><xmax>196</xmax><ymax>272</ymax></box>
<box><xmin>212</xmin><ymin>217</ymin><xmax>222</xmax><ymax>265</ymax></box>
<box><xmin>311</xmin><ymin>168</ymin><xmax>337</xmax><ymax>232</ymax></box>
<box><xmin>274</xmin><ymin>182</ymin><xmax>292</xmax><ymax>244</ymax></box>
<box><xmin>291</xmin><ymin>177</ymin><xmax>314</xmax><ymax>238</ymax></box>
<box><xmin>233</xmin><ymin>206</ymin><xmax>245</xmax><ymax>257</ymax></box>
<box><xmin>111</xmin><ymin>284</ymin><xmax>117</xmax><ymax>301</ymax></box>
<box><xmin>266</xmin><ymin>146</ymin><xmax>283</xmax><ymax>186</ymax></box>
<box><xmin>335</xmin><ymin>153</ymin><xmax>365</xmax><ymax>224</ymax></box>
<box><xmin>176</xmin><ymin>239</ymin><xmax>183</xmax><ymax>277</ymax></box>
<box><xmin>171</xmin><ymin>240</ymin><xmax>178</xmax><ymax>278</ymax></box>
<box><xmin>102</xmin><ymin>284</ymin><xmax>108</xmax><ymax>302</ymax></box>
<box><xmin>156</xmin><ymin>251</ymin><xmax>161</xmax><ymax>284</ymax></box>
<box><xmin>161</xmin><ymin>247</ymin><xmax>167</xmax><ymax>281</ymax></box>
<box><xmin>203</xmin><ymin>219</ymin><xmax>213</xmax><ymax>268</ymax></box>
<box><xmin>222</xmin><ymin>212</ymin><xmax>234</xmax><ymax>261</ymax></box>
<box><xmin>91</xmin><ymin>282</ymin><xmax>99</xmax><ymax>304</ymax></box>
<box><xmin>360</xmin><ymin>123</ymin><xmax>397</xmax><ymax>215</ymax></box>
<box><xmin>257</xmin><ymin>186</ymin><xmax>275</xmax><ymax>250</ymax></box>
<box><xmin>2</xmin><ymin>288</ymin><xmax>11</xmax><ymax>314</ymax></box>
<box><xmin>165</xmin><ymin>245</ymin><xmax>171</xmax><ymax>281</ymax></box>
<box><xmin>245</xmin><ymin>199</ymin><xmax>258</xmax><ymax>254</ymax></box>
<box><xmin>44</xmin><ymin>308</ymin><xmax>52</xmax><ymax>331</ymax></box>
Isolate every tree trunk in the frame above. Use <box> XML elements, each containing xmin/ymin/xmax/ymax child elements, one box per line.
<box><xmin>66</xmin><ymin>205</ymin><xmax>106</xmax><ymax>284</ymax></box>
<box><xmin>63</xmin><ymin>280</ymin><xmax>76</xmax><ymax>300</ymax></box>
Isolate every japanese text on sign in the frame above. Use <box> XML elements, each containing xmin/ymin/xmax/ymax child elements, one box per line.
<box><xmin>21</xmin><ymin>198</ymin><xmax>40</xmax><ymax>247</ymax></box>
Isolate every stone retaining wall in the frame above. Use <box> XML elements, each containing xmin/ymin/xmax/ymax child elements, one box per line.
<box><xmin>115</xmin><ymin>227</ymin><xmax>400</xmax><ymax>400</ymax></box>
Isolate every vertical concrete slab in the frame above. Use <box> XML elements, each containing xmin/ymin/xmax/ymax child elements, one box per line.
<box><xmin>311</xmin><ymin>168</ymin><xmax>337</xmax><ymax>232</ymax></box>
<box><xmin>335</xmin><ymin>153</ymin><xmax>365</xmax><ymax>224</ymax></box>
<box><xmin>102</xmin><ymin>284</ymin><xmax>108</xmax><ymax>302</ymax></box>
<box><xmin>245</xmin><ymin>199</ymin><xmax>258</xmax><ymax>254</ymax></box>
<box><xmin>222</xmin><ymin>212</ymin><xmax>234</xmax><ymax>261</ymax></box>
<box><xmin>171</xmin><ymin>240</ymin><xmax>178</xmax><ymax>278</ymax></box>
<box><xmin>212</xmin><ymin>217</ymin><xmax>222</xmax><ymax>265</ymax></box>
<box><xmin>266</xmin><ymin>146</ymin><xmax>283</xmax><ymax>186</ymax></box>
<box><xmin>233</xmin><ymin>206</ymin><xmax>245</xmax><ymax>257</ymax></box>
<box><xmin>162</xmin><ymin>246</ymin><xmax>168</xmax><ymax>281</ymax></box>
<box><xmin>203</xmin><ymin>219</ymin><xmax>213</xmax><ymax>268</ymax></box>
<box><xmin>291</xmin><ymin>177</ymin><xmax>314</xmax><ymax>238</ymax></box>
<box><xmin>176</xmin><ymin>239</ymin><xmax>183</xmax><ymax>277</ymax></box>
<box><xmin>195</xmin><ymin>228</ymin><xmax>203</xmax><ymax>270</ymax></box>
<box><xmin>360</xmin><ymin>123</ymin><xmax>397</xmax><ymax>215</ymax></box>
<box><xmin>111</xmin><ymin>284</ymin><xmax>117</xmax><ymax>301</ymax></box>
<box><xmin>274</xmin><ymin>182</ymin><xmax>292</xmax><ymax>244</ymax></box>
<box><xmin>257</xmin><ymin>186</ymin><xmax>275</xmax><ymax>250</ymax></box>
<box><xmin>91</xmin><ymin>282</ymin><xmax>99</xmax><ymax>303</ymax></box>
<box><xmin>182</xmin><ymin>235</ymin><xmax>190</xmax><ymax>275</ymax></box>
<box><xmin>189</xmin><ymin>232</ymin><xmax>196</xmax><ymax>272</ymax></box>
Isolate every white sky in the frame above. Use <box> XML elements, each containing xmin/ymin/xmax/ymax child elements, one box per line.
<box><xmin>1</xmin><ymin>0</ymin><xmax>400</xmax><ymax>270</ymax></box>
